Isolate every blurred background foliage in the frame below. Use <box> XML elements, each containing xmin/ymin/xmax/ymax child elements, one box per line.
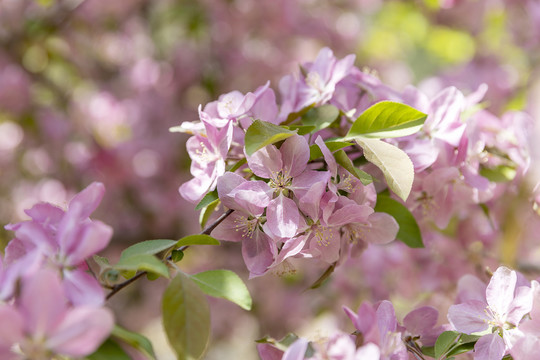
<box><xmin>1</xmin><ymin>0</ymin><xmax>539</xmax><ymax>358</ymax></box>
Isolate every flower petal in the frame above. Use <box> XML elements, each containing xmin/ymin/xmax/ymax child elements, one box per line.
<box><xmin>266</xmin><ymin>194</ymin><xmax>299</xmax><ymax>239</ymax></box>
<box><xmin>486</xmin><ymin>266</ymin><xmax>516</xmax><ymax>318</ymax></box>
<box><xmin>447</xmin><ymin>300</ymin><xmax>491</xmax><ymax>334</ymax></box>
<box><xmin>68</xmin><ymin>182</ymin><xmax>105</xmax><ymax>219</ymax></box>
<box><xmin>281</xmin><ymin>135</ymin><xmax>309</xmax><ymax>178</ymax></box>
<box><xmin>20</xmin><ymin>269</ymin><xmax>67</xmax><ymax>338</ymax></box>
<box><xmin>47</xmin><ymin>306</ymin><xmax>114</xmax><ymax>357</ymax></box>
<box><xmin>473</xmin><ymin>333</ymin><xmax>505</xmax><ymax>360</ymax></box>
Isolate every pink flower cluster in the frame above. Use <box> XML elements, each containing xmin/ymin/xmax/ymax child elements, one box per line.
<box><xmin>177</xmin><ymin>47</ymin><xmax>536</xmax><ymax>278</ymax></box>
<box><xmin>1</xmin><ymin>183</ymin><xmax>114</xmax><ymax>359</ymax></box>
<box><xmin>258</xmin><ymin>266</ymin><xmax>540</xmax><ymax>360</ymax></box>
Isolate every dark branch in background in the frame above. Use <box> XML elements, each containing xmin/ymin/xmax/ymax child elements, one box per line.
<box><xmin>106</xmin><ymin>209</ymin><xmax>234</xmax><ymax>300</ymax></box>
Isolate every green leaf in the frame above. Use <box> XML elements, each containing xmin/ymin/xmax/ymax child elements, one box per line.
<box><xmin>93</xmin><ymin>255</ymin><xmax>111</xmax><ymax>268</ymax></box>
<box><xmin>162</xmin><ymin>272</ymin><xmax>211</xmax><ymax>360</ymax></box>
<box><xmin>199</xmin><ymin>199</ymin><xmax>220</xmax><ymax>228</ymax></box>
<box><xmin>195</xmin><ymin>190</ymin><xmax>219</xmax><ymax>211</ymax></box>
<box><xmin>334</xmin><ymin>150</ymin><xmax>373</xmax><ymax>185</ymax></box>
<box><xmin>171</xmin><ymin>249</ymin><xmax>185</xmax><ymax>262</ymax></box>
<box><xmin>421</xmin><ymin>346</ymin><xmax>435</xmax><ymax>358</ymax></box>
<box><xmin>288</xmin><ymin>125</ymin><xmax>316</xmax><ymax>135</ymax></box>
<box><xmin>309</xmin><ymin>141</ymin><xmax>353</xmax><ymax>161</ymax></box>
<box><xmin>301</xmin><ymin>105</ymin><xmax>340</xmax><ymax>132</ymax></box>
<box><xmin>227</xmin><ymin>157</ymin><xmax>247</xmax><ymax>172</ymax></box>
<box><xmin>86</xmin><ymin>339</ymin><xmax>131</xmax><ymax>360</ymax></box>
<box><xmin>374</xmin><ymin>195</ymin><xmax>423</xmax><ymax>248</ymax></box>
<box><xmin>176</xmin><ymin>234</ymin><xmax>220</xmax><ymax>247</ymax></box>
<box><xmin>355</xmin><ymin>138</ymin><xmax>414</xmax><ymax>201</ymax></box>
<box><xmin>120</xmin><ymin>240</ymin><xmax>177</xmax><ymax>260</ymax></box>
<box><xmin>111</xmin><ymin>325</ymin><xmax>156</xmax><ymax>360</ymax></box>
<box><xmin>244</xmin><ymin>120</ymin><xmax>297</xmax><ymax>155</ymax></box>
<box><xmin>446</xmin><ymin>341</ymin><xmax>476</xmax><ymax>357</ymax></box>
<box><xmin>346</xmin><ymin>101</ymin><xmax>427</xmax><ymax>139</ymax></box>
<box><xmin>479</xmin><ymin>165</ymin><xmax>516</xmax><ymax>183</ymax></box>
<box><xmin>190</xmin><ymin>269</ymin><xmax>252</xmax><ymax>310</ymax></box>
<box><xmin>434</xmin><ymin>331</ymin><xmax>460</xmax><ymax>359</ymax></box>
<box><xmin>115</xmin><ymin>254</ymin><xmax>169</xmax><ymax>278</ymax></box>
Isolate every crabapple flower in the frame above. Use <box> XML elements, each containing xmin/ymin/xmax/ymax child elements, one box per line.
<box><xmin>344</xmin><ymin>301</ymin><xmax>408</xmax><ymax>360</ymax></box>
<box><xmin>0</xmin><ymin>269</ymin><xmax>113</xmax><ymax>360</ymax></box>
<box><xmin>402</xmin><ymin>306</ymin><xmax>446</xmax><ymax>347</ymax></box>
<box><xmin>179</xmin><ymin>119</ymin><xmax>233</xmax><ymax>203</ymax></box>
<box><xmin>447</xmin><ymin>266</ymin><xmax>533</xmax><ymax>360</ymax></box>
<box><xmin>279</xmin><ymin>47</ymin><xmax>355</xmax><ymax>118</ymax></box>
<box><xmin>211</xmin><ymin>172</ymin><xmax>277</xmax><ymax>276</ymax></box>
<box><xmin>4</xmin><ymin>182</ymin><xmax>113</xmax><ymax>305</ymax></box>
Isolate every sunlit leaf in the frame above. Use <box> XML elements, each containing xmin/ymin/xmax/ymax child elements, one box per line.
<box><xmin>479</xmin><ymin>165</ymin><xmax>516</xmax><ymax>183</ymax></box>
<box><xmin>176</xmin><ymin>234</ymin><xmax>220</xmax><ymax>247</ymax></box>
<box><xmin>355</xmin><ymin>137</ymin><xmax>414</xmax><ymax>201</ymax></box>
<box><xmin>120</xmin><ymin>240</ymin><xmax>177</xmax><ymax>260</ymax></box>
<box><xmin>162</xmin><ymin>272</ymin><xmax>211</xmax><ymax>360</ymax></box>
<box><xmin>245</xmin><ymin>120</ymin><xmax>297</xmax><ymax>155</ymax></box>
<box><xmin>190</xmin><ymin>269</ymin><xmax>252</xmax><ymax>310</ymax></box>
<box><xmin>115</xmin><ymin>254</ymin><xmax>169</xmax><ymax>278</ymax></box>
<box><xmin>346</xmin><ymin>101</ymin><xmax>427</xmax><ymax>139</ymax></box>
<box><xmin>434</xmin><ymin>331</ymin><xmax>460</xmax><ymax>359</ymax></box>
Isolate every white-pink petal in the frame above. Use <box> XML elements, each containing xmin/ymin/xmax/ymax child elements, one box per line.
<box><xmin>486</xmin><ymin>266</ymin><xmax>517</xmax><ymax>319</ymax></box>
<box><xmin>473</xmin><ymin>333</ymin><xmax>505</xmax><ymax>360</ymax></box>
<box><xmin>20</xmin><ymin>270</ymin><xmax>66</xmax><ymax>338</ymax></box>
<box><xmin>47</xmin><ymin>306</ymin><xmax>114</xmax><ymax>357</ymax></box>
<box><xmin>281</xmin><ymin>135</ymin><xmax>309</xmax><ymax>178</ymax></box>
<box><xmin>266</xmin><ymin>194</ymin><xmax>299</xmax><ymax>239</ymax></box>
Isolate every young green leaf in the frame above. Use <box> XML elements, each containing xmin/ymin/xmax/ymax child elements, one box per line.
<box><xmin>288</xmin><ymin>125</ymin><xmax>316</xmax><ymax>135</ymax></box>
<box><xmin>115</xmin><ymin>254</ymin><xmax>169</xmax><ymax>278</ymax></box>
<box><xmin>120</xmin><ymin>240</ymin><xmax>177</xmax><ymax>260</ymax></box>
<box><xmin>86</xmin><ymin>339</ymin><xmax>131</xmax><ymax>360</ymax></box>
<box><xmin>195</xmin><ymin>190</ymin><xmax>219</xmax><ymax>211</ymax></box>
<box><xmin>171</xmin><ymin>249</ymin><xmax>185</xmax><ymax>262</ymax></box>
<box><xmin>190</xmin><ymin>269</ymin><xmax>252</xmax><ymax>310</ymax></box>
<box><xmin>334</xmin><ymin>149</ymin><xmax>373</xmax><ymax>185</ymax></box>
<box><xmin>111</xmin><ymin>325</ymin><xmax>156</xmax><ymax>360</ymax></box>
<box><xmin>479</xmin><ymin>165</ymin><xmax>516</xmax><ymax>183</ymax></box>
<box><xmin>176</xmin><ymin>234</ymin><xmax>220</xmax><ymax>247</ymax></box>
<box><xmin>346</xmin><ymin>101</ymin><xmax>427</xmax><ymax>139</ymax></box>
<box><xmin>301</xmin><ymin>104</ymin><xmax>340</xmax><ymax>132</ymax></box>
<box><xmin>244</xmin><ymin>120</ymin><xmax>297</xmax><ymax>155</ymax></box>
<box><xmin>162</xmin><ymin>272</ymin><xmax>211</xmax><ymax>360</ymax></box>
<box><xmin>374</xmin><ymin>195</ymin><xmax>423</xmax><ymax>248</ymax></box>
<box><xmin>434</xmin><ymin>331</ymin><xmax>460</xmax><ymax>359</ymax></box>
<box><xmin>355</xmin><ymin>137</ymin><xmax>414</xmax><ymax>201</ymax></box>
<box><xmin>199</xmin><ymin>199</ymin><xmax>220</xmax><ymax>228</ymax></box>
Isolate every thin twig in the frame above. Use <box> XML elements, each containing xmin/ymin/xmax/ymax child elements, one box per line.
<box><xmin>105</xmin><ymin>209</ymin><xmax>234</xmax><ymax>300</ymax></box>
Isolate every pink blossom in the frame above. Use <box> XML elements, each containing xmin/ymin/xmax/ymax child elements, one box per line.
<box><xmin>179</xmin><ymin>119</ymin><xmax>233</xmax><ymax>203</ymax></box>
<box><xmin>4</xmin><ymin>182</ymin><xmax>113</xmax><ymax>305</ymax></box>
<box><xmin>0</xmin><ymin>269</ymin><xmax>113</xmax><ymax>359</ymax></box>
<box><xmin>447</xmin><ymin>266</ymin><xmax>534</xmax><ymax>359</ymax></box>
<box><xmin>211</xmin><ymin>172</ymin><xmax>277</xmax><ymax>277</ymax></box>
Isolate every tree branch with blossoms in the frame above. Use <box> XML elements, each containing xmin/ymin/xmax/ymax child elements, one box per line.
<box><xmin>0</xmin><ymin>44</ymin><xmax>539</xmax><ymax>360</ymax></box>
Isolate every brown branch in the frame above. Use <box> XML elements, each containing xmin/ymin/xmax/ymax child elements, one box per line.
<box><xmin>105</xmin><ymin>209</ymin><xmax>234</xmax><ymax>300</ymax></box>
